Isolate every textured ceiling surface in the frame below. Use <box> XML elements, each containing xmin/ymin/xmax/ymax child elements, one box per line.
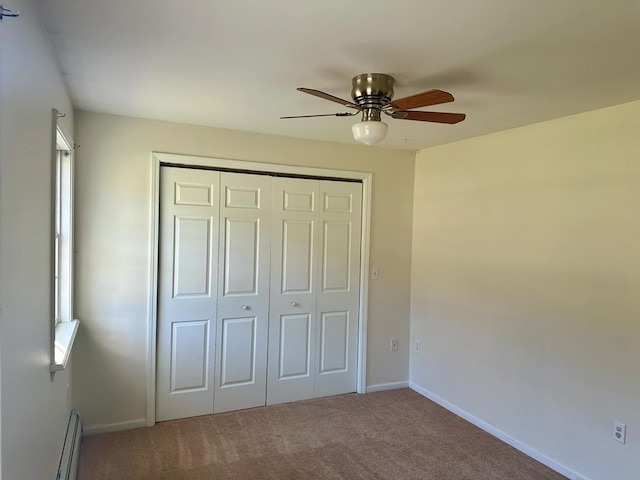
<box><xmin>37</xmin><ymin>0</ymin><xmax>640</xmax><ymax>150</ymax></box>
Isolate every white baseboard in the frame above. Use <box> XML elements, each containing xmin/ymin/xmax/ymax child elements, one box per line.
<box><xmin>409</xmin><ymin>383</ymin><xmax>586</xmax><ymax>480</ymax></box>
<box><xmin>366</xmin><ymin>381</ymin><xmax>409</xmax><ymax>393</ymax></box>
<box><xmin>83</xmin><ymin>418</ymin><xmax>148</xmax><ymax>436</ymax></box>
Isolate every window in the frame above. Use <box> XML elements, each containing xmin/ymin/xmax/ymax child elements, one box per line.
<box><xmin>54</xmin><ymin>141</ymin><xmax>71</xmax><ymax>324</ymax></box>
<box><xmin>51</xmin><ymin>118</ymin><xmax>79</xmax><ymax>371</ymax></box>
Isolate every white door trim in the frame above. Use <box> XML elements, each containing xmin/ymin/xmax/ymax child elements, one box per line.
<box><xmin>146</xmin><ymin>152</ymin><xmax>372</xmax><ymax>426</ymax></box>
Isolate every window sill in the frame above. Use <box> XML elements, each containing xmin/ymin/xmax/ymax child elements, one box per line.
<box><xmin>51</xmin><ymin>319</ymin><xmax>80</xmax><ymax>372</ymax></box>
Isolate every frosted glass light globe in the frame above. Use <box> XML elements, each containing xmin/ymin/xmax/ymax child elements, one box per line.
<box><xmin>351</xmin><ymin>120</ymin><xmax>388</xmax><ymax>145</ymax></box>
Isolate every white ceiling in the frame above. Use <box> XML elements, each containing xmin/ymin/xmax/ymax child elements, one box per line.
<box><xmin>37</xmin><ymin>0</ymin><xmax>640</xmax><ymax>150</ymax></box>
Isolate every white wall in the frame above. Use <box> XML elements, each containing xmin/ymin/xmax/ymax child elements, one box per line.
<box><xmin>410</xmin><ymin>100</ymin><xmax>640</xmax><ymax>480</ymax></box>
<box><xmin>0</xmin><ymin>1</ymin><xmax>75</xmax><ymax>478</ymax></box>
<box><xmin>73</xmin><ymin>111</ymin><xmax>415</xmax><ymax>427</ymax></box>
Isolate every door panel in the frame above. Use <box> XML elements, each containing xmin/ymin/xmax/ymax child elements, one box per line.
<box><xmin>220</xmin><ymin>317</ymin><xmax>256</xmax><ymax>386</ymax></box>
<box><xmin>279</xmin><ymin>313</ymin><xmax>311</xmax><ymax>378</ymax></box>
<box><xmin>267</xmin><ymin>178</ymin><xmax>319</xmax><ymax>405</ymax></box>
<box><xmin>223</xmin><ymin>218</ymin><xmax>259</xmax><ymax>295</ymax></box>
<box><xmin>284</xmin><ymin>191</ymin><xmax>314</xmax><ymax>211</ymax></box>
<box><xmin>225</xmin><ymin>186</ymin><xmax>261</xmax><ymax>209</ymax></box>
<box><xmin>170</xmin><ymin>320</ymin><xmax>210</xmax><ymax>391</ymax></box>
<box><xmin>319</xmin><ymin>311</ymin><xmax>349</xmax><ymax>373</ymax></box>
<box><xmin>321</xmin><ymin>221</ymin><xmax>352</xmax><ymax>292</ymax></box>
<box><xmin>173</xmin><ymin>216</ymin><xmax>212</xmax><ymax>297</ymax></box>
<box><xmin>157</xmin><ymin>167</ymin><xmax>220</xmax><ymax>421</ymax></box>
<box><xmin>282</xmin><ymin>220</ymin><xmax>314</xmax><ymax>293</ymax></box>
<box><xmin>175</xmin><ymin>182</ymin><xmax>215</xmax><ymax>206</ymax></box>
<box><xmin>323</xmin><ymin>191</ymin><xmax>353</xmax><ymax>213</ymax></box>
<box><xmin>315</xmin><ymin>181</ymin><xmax>361</xmax><ymax>398</ymax></box>
<box><xmin>214</xmin><ymin>172</ymin><xmax>271</xmax><ymax>413</ymax></box>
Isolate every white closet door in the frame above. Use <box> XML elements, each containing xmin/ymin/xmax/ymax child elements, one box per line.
<box><xmin>214</xmin><ymin>172</ymin><xmax>272</xmax><ymax>413</ymax></box>
<box><xmin>314</xmin><ymin>180</ymin><xmax>362</xmax><ymax>398</ymax></box>
<box><xmin>267</xmin><ymin>178</ymin><xmax>320</xmax><ymax>405</ymax></box>
<box><xmin>156</xmin><ymin>167</ymin><xmax>220</xmax><ymax>421</ymax></box>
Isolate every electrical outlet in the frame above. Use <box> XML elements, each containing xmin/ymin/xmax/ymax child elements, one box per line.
<box><xmin>391</xmin><ymin>339</ymin><xmax>399</xmax><ymax>351</ymax></box>
<box><xmin>415</xmin><ymin>340</ymin><xmax>421</xmax><ymax>352</ymax></box>
<box><xmin>614</xmin><ymin>421</ymin><xmax>626</xmax><ymax>444</ymax></box>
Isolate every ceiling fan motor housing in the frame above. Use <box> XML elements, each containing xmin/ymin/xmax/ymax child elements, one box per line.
<box><xmin>351</xmin><ymin>73</ymin><xmax>395</xmax><ymax>122</ymax></box>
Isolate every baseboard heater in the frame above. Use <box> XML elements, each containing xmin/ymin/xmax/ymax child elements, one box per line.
<box><xmin>57</xmin><ymin>409</ymin><xmax>82</xmax><ymax>480</ymax></box>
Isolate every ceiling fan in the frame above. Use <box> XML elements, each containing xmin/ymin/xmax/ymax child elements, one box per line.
<box><xmin>281</xmin><ymin>73</ymin><xmax>466</xmax><ymax>145</ymax></box>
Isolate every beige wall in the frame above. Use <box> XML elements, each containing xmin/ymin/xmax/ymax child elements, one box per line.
<box><xmin>0</xmin><ymin>0</ymin><xmax>75</xmax><ymax>478</ymax></box>
<box><xmin>73</xmin><ymin>111</ymin><xmax>415</xmax><ymax>427</ymax></box>
<box><xmin>410</xmin><ymin>100</ymin><xmax>640</xmax><ymax>480</ymax></box>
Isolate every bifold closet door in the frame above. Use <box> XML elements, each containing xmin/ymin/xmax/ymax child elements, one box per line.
<box><xmin>158</xmin><ymin>168</ymin><xmax>362</xmax><ymax>420</ymax></box>
<box><xmin>156</xmin><ymin>167</ymin><xmax>220</xmax><ymax>422</ymax></box>
<box><xmin>213</xmin><ymin>172</ymin><xmax>272</xmax><ymax>413</ymax></box>
<box><xmin>267</xmin><ymin>178</ymin><xmax>361</xmax><ymax>405</ymax></box>
<box><xmin>314</xmin><ymin>180</ymin><xmax>362</xmax><ymax>398</ymax></box>
<box><xmin>267</xmin><ymin>178</ymin><xmax>320</xmax><ymax>405</ymax></box>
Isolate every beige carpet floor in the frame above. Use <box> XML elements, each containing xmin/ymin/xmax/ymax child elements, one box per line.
<box><xmin>78</xmin><ymin>389</ymin><xmax>567</xmax><ymax>479</ymax></box>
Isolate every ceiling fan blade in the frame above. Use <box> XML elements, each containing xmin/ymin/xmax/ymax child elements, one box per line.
<box><xmin>297</xmin><ymin>88</ymin><xmax>362</xmax><ymax>110</ymax></box>
<box><xmin>280</xmin><ymin>112</ymin><xmax>358</xmax><ymax>119</ymax></box>
<box><xmin>391</xmin><ymin>111</ymin><xmax>466</xmax><ymax>124</ymax></box>
<box><xmin>384</xmin><ymin>89</ymin><xmax>454</xmax><ymax>111</ymax></box>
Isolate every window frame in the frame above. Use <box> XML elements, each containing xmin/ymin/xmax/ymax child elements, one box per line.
<box><xmin>51</xmin><ymin>112</ymin><xmax>79</xmax><ymax>372</ymax></box>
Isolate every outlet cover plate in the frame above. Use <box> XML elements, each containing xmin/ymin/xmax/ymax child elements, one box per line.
<box><xmin>614</xmin><ymin>421</ymin><xmax>626</xmax><ymax>444</ymax></box>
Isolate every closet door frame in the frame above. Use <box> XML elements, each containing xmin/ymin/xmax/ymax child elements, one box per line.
<box><xmin>147</xmin><ymin>152</ymin><xmax>372</xmax><ymax>427</ymax></box>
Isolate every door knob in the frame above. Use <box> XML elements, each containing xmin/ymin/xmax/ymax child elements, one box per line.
<box><xmin>291</xmin><ymin>301</ymin><xmax>298</xmax><ymax>307</ymax></box>
<box><xmin>242</xmin><ymin>304</ymin><xmax>249</xmax><ymax>310</ymax></box>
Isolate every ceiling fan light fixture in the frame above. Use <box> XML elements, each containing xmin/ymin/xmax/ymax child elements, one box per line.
<box><xmin>287</xmin><ymin>74</ymin><xmax>465</xmax><ymax>143</ymax></box>
<box><xmin>352</xmin><ymin>120</ymin><xmax>388</xmax><ymax>145</ymax></box>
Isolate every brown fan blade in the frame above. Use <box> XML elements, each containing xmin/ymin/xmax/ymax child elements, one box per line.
<box><xmin>391</xmin><ymin>111</ymin><xmax>466</xmax><ymax>124</ymax></box>
<box><xmin>384</xmin><ymin>89</ymin><xmax>454</xmax><ymax>111</ymax></box>
<box><xmin>280</xmin><ymin>112</ymin><xmax>358</xmax><ymax>119</ymax></box>
<box><xmin>297</xmin><ymin>88</ymin><xmax>362</xmax><ymax>110</ymax></box>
